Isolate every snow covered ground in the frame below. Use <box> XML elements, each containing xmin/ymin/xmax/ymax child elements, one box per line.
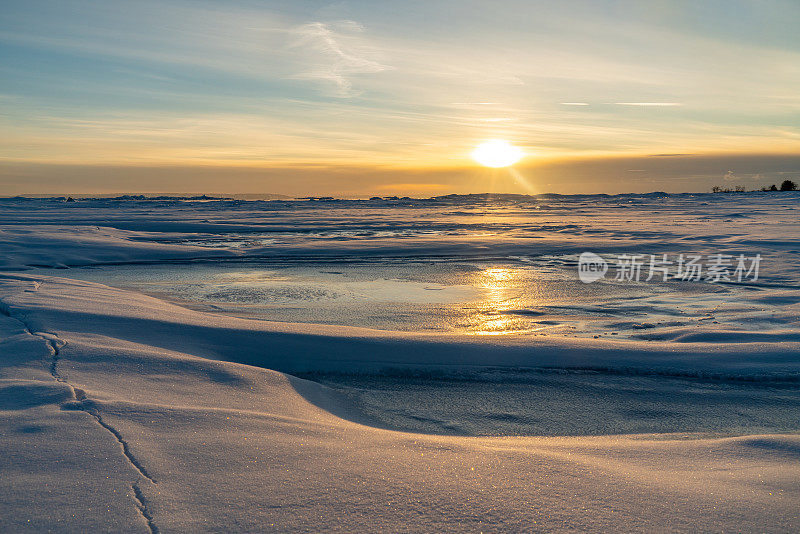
<box><xmin>1</xmin><ymin>194</ymin><xmax>799</xmax><ymax>531</ymax></box>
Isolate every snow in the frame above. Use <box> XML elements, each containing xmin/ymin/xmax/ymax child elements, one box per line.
<box><xmin>1</xmin><ymin>194</ymin><xmax>799</xmax><ymax>281</ymax></box>
<box><xmin>1</xmin><ymin>194</ymin><xmax>799</xmax><ymax>531</ymax></box>
<box><xmin>0</xmin><ymin>224</ymin><xmax>238</xmax><ymax>270</ymax></box>
<box><xmin>1</xmin><ymin>273</ymin><xmax>799</xmax><ymax>531</ymax></box>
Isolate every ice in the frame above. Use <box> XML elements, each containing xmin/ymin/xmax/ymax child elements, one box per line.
<box><xmin>1</xmin><ymin>194</ymin><xmax>800</xmax><ymax>531</ymax></box>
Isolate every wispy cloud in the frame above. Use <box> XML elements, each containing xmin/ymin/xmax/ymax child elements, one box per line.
<box><xmin>289</xmin><ymin>21</ymin><xmax>390</xmax><ymax>97</ymax></box>
<box><xmin>475</xmin><ymin>117</ymin><xmax>515</xmax><ymax>122</ymax></box>
<box><xmin>615</xmin><ymin>102</ymin><xmax>683</xmax><ymax>106</ymax></box>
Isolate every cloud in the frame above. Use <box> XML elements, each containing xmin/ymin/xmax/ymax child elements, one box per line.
<box><xmin>289</xmin><ymin>21</ymin><xmax>390</xmax><ymax>97</ymax></box>
<box><xmin>615</xmin><ymin>102</ymin><xmax>683</xmax><ymax>106</ymax></box>
<box><xmin>376</xmin><ymin>183</ymin><xmax>448</xmax><ymax>191</ymax></box>
<box><xmin>450</xmin><ymin>102</ymin><xmax>501</xmax><ymax>106</ymax></box>
<box><xmin>475</xmin><ymin>117</ymin><xmax>515</xmax><ymax>122</ymax></box>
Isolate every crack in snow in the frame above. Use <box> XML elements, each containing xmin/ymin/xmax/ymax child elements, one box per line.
<box><xmin>132</xmin><ymin>483</ymin><xmax>159</xmax><ymax>534</ymax></box>
<box><xmin>0</xmin><ymin>286</ymin><xmax>159</xmax><ymax>532</ymax></box>
<box><xmin>0</xmin><ymin>295</ymin><xmax>66</xmax><ymax>381</ymax></box>
<box><xmin>79</xmin><ymin>398</ymin><xmax>157</xmax><ymax>484</ymax></box>
<box><xmin>40</xmin><ymin>332</ymin><xmax>66</xmax><ymax>382</ymax></box>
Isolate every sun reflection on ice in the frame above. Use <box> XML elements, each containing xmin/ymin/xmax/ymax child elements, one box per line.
<box><xmin>470</xmin><ymin>267</ymin><xmax>544</xmax><ymax>335</ymax></box>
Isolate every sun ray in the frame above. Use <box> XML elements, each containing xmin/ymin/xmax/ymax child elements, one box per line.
<box><xmin>508</xmin><ymin>167</ymin><xmax>537</xmax><ymax>194</ymax></box>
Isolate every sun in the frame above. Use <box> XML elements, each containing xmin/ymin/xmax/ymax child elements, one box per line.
<box><xmin>471</xmin><ymin>140</ymin><xmax>523</xmax><ymax>168</ymax></box>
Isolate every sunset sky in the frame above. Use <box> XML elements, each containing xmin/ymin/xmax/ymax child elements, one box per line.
<box><xmin>1</xmin><ymin>0</ymin><xmax>799</xmax><ymax>196</ymax></box>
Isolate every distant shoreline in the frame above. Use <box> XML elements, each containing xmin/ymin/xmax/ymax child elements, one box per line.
<box><xmin>3</xmin><ymin>189</ymin><xmax>799</xmax><ymax>202</ymax></box>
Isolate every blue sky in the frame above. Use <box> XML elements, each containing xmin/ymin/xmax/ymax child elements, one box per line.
<box><xmin>1</xmin><ymin>0</ymin><xmax>799</xmax><ymax>195</ymax></box>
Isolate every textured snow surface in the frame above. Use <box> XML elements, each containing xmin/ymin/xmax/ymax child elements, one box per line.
<box><xmin>1</xmin><ymin>273</ymin><xmax>799</xmax><ymax>532</ymax></box>
<box><xmin>1</xmin><ymin>193</ymin><xmax>799</xmax><ymax>281</ymax></box>
<box><xmin>1</xmin><ymin>193</ymin><xmax>799</xmax><ymax>531</ymax></box>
